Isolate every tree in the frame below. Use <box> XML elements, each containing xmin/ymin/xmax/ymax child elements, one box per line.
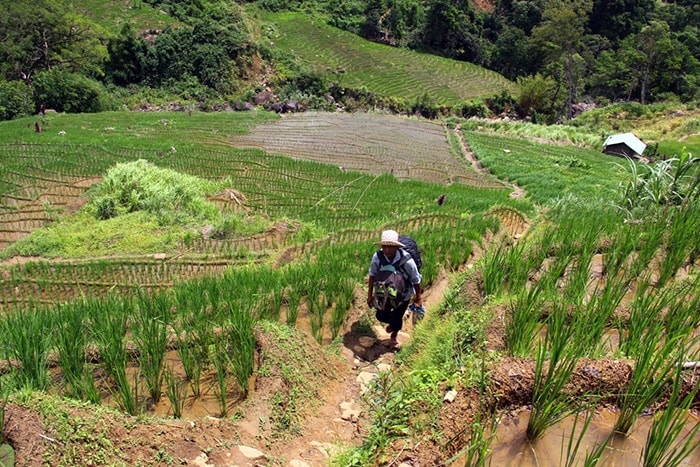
<box><xmin>0</xmin><ymin>0</ymin><xmax>107</xmax><ymax>83</ymax></box>
<box><xmin>589</xmin><ymin>0</ymin><xmax>655</xmax><ymax>43</ymax></box>
<box><xmin>530</xmin><ymin>0</ymin><xmax>592</xmax><ymax>120</ymax></box>
<box><xmin>423</xmin><ymin>0</ymin><xmax>482</xmax><ymax>61</ymax></box>
<box><xmin>105</xmin><ymin>23</ymin><xmax>150</xmax><ymax>86</ymax></box>
<box><xmin>627</xmin><ymin>21</ymin><xmax>674</xmax><ymax>104</ymax></box>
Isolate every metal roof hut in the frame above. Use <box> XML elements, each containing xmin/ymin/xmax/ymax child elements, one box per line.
<box><xmin>602</xmin><ymin>132</ymin><xmax>647</xmax><ymax>159</ymax></box>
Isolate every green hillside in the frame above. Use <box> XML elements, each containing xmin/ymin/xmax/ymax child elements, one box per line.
<box><xmin>258</xmin><ymin>11</ymin><xmax>515</xmax><ymax>105</ymax></box>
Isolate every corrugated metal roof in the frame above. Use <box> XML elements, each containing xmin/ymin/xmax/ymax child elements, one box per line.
<box><xmin>603</xmin><ymin>132</ymin><xmax>647</xmax><ymax>156</ymax></box>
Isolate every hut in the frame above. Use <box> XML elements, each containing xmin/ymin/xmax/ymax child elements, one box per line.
<box><xmin>602</xmin><ymin>133</ymin><xmax>647</xmax><ymax>159</ymax></box>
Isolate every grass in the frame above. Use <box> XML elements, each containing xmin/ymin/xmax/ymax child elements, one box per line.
<box><xmin>71</xmin><ymin>0</ymin><xmax>182</xmax><ymax>33</ymax></box>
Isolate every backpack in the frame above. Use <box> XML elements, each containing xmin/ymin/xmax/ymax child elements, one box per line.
<box><xmin>398</xmin><ymin>235</ymin><xmax>422</xmax><ymax>270</ymax></box>
<box><xmin>372</xmin><ymin>251</ymin><xmax>410</xmax><ymax>311</ymax></box>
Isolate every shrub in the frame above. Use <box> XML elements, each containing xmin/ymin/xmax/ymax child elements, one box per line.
<box><xmin>0</xmin><ymin>80</ymin><xmax>34</xmax><ymax>121</ymax></box>
<box><xmin>32</xmin><ymin>69</ymin><xmax>115</xmax><ymax>113</ymax></box>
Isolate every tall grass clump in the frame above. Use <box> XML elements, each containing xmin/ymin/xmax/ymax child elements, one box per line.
<box><xmin>131</xmin><ymin>290</ymin><xmax>171</xmax><ymax>403</ymax></box>
<box><xmin>86</xmin><ymin>159</ymin><xmax>220</xmax><ymax>225</ymax></box>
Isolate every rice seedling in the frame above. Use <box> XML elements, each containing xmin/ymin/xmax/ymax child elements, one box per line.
<box><xmin>0</xmin><ymin>306</ymin><xmax>52</xmax><ymax>390</ymax></box>
<box><xmin>164</xmin><ymin>365</ymin><xmax>187</xmax><ymax>419</ymax></box>
<box><xmin>212</xmin><ymin>347</ymin><xmax>229</xmax><ymax>418</ymax></box>
<box><xmin>174</xmin><ymin>331</ymin><xmax>203</xmax><ymax>397</ymax></box>
<box><xmin>617</xmin><ymin>275</ymin><xmax>662</xmax><ymax>358</ymax></box>
<box><xmin>574</xmin><ymin>274</ymin><xmax>631</xmax><ymax>357</ymax></box>
<box><xmin>111</xmin><ymin>368</ymin><xmax>140</xmax><ymax>416</ymax></box>
<box><xmin>479</xmin><ymin>241</ymin><xmax>509</xmax><ymax>298</ymax></box>
<box><xmin>222</xmin><ymin>303</ymin><xmax>257</xmax><ymax>397</ymax></box>
<box><xmin>614</xmin><ymin>323</ymin><xmax>681</xmax><ymax>436</ymax></box>
<box><xmin>505</xmin><ymin>286</ymin><xmax>545</xmax><ymax>358</ymax></box>
<box><xmin>329</xmin><ymin>278</ymin><xmax>354</xmax><ymax>340</ymax></box>
<box><xmin>55</xmin><ymin>303</ymin><xmax>99</xmax><ymax>402</ymax></box>
<box><xmin>656</xmin><ymin>204</ymin><xmax>700</xmax><ymax>287</ymax></box>
<box><xmin>131</xmin><ymin>291</ymin><xmax>171</xmax><ymax>403</ymax></box>
<box><xmin>526</xmin><ymin>304</ymin><xmax>582</xmax><ymax>440</ymax></box>
<box><xmin>641</xmin><ymin>351</ymin><xmax>700</xmax><ymax>467</ymax></box>
<box><xmin>663</xmin><ymin>277</ymin><xmax>700</xmax><ymax>340</ymax></box>
<box><xmin>561</xmin><ymin>409</ymin><xmax>597</xmax><ymax>467</ymax></box>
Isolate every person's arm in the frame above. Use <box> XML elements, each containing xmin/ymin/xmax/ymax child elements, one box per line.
<box><xmin>413</xmin><ymin>282</ymin><xmax>423</xmax><ymax>307</ymax></box>
<box><xmin>367</xmin><ymin>275</ymin><xmax>375</xmax><ymax>307</ymax></box>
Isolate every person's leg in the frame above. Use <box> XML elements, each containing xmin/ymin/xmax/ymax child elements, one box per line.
<box><xmin>387</xmin><ymin>301</ymin><xmax>409</xmax><ymax>346</ymax></box>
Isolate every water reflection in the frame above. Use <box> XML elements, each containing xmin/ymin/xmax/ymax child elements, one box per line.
<box><xmin>484</xmin><ymin>408</ymin><xmax>700</xmax><ymax>466</ymax></box>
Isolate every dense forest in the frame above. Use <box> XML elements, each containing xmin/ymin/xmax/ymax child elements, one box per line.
<box><xmin>0</xmin><ymin>0</ymin><xmax>698</xmax><ymax>122</ymax></box>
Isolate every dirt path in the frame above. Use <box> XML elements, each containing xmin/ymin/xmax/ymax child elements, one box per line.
<box><xmin>452</xmin><ymin>123</ymin><xmax>525</xmax><ymax>199</ymax></box>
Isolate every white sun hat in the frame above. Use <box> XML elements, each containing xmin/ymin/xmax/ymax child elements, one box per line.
<box><xmin>375</xmin><ymin>230</ymin><xmax>405</xmax><ymax>247</ymax></box>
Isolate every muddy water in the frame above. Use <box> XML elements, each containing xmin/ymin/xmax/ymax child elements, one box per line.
<box><xmin>484</xmin><ymin>408</ymin><xmax>700</xmax><ymax>466</ymax></box>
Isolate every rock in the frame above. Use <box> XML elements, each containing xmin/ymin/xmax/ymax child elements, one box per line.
<box><xmin>356</xmin><ymin>371</ymin><xmax>377</xmax><ymax>393</ymax></box>
<box><xmin>376</xmin><ymin>363</ymin><xmax>391</xmax><ymax>373</ymax></box>
<box><xmin>340</xmin><ymin>401</ymin><xmax>361</xmax><ymax>422</ymax></box>
<box><xmin>289</xmin><ymin>460</ymin><xmax>311</xmax><ymax>467</ymax></box>
<box><xmin>237</xmin><ymin>445</ymin><xmax>266</xmax><ymax>460</ymax></box>
<box><xmin>358</xmin><ymin>336</ymin><xmax>375</xmax><ymax>348</ymax></box>
<box><xmin>444</xmin><ymin>389</ymin><xmax>458</xmax><ymax>402</ymax></box>
<box><xmin>190</xmin><ymin>453</ymin><xmax>213</xmax><ymax>467</ymax></box>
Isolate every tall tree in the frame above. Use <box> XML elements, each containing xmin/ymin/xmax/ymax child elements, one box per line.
<box><xmin>0</xmin><ymin>0</ymin><xmax>107</xmax><ymax>83</ymax></box>
<box><xmin>626</xmin><ymin>21</ymin><xmax>674</xmax><ymax>104</ymax></box>
<box><xmin>530</xmin><ymin>0</ymin><xmax>592</xmax><ymax>120</ymax></box>
<box><xmin>423</xmin><ymin>0</ymin><xmax>481</xmax><ymax>61</ymax></box>
<box><xmin>589</xmin><ymin>0</ymin><xmax>655</xmax><ymax>43</ymax></box>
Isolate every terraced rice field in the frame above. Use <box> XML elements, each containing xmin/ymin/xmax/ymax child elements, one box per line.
<box><xmin>263</xmin><ymin>12</ymin><xmax>515</xmax><ymax>104</ymax></box>
<box><xmin>230</xmin><ymin>112</ymin><xmax>506</xmax><ymax>188</ymax></box>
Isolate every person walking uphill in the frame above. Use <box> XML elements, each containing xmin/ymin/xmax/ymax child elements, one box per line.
<box><xmin>367</xmin><ymin>230</ymin><xmax>423</xmax><ymax>350</ymax></box>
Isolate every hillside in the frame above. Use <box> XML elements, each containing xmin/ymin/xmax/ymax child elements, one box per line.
<box><xmin>257</xmin><ymin>11</ymin><xmax>515</xmax><ymax>105</ymax></box>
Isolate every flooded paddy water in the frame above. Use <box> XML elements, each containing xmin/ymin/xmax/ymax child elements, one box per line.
<box><xmin>487</xmin><ymin>409</ymin><xmax>700</xmax><ymax>466</ymax></box>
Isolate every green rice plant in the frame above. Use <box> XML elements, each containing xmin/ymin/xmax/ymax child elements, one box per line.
<box><xmin>663</xmin><ymin>277</ymin><xmax>700</xmax><ymax>340</ymax></box>
<box><xmin>55</xmin><ymin>303</ymin><xmax>99</xmax><ymax>402</ymax></box>
<box><xmin>329</xmin><ymin>278</ymin><xmax>354</xmax><ymax>340</ymax></box>
<box><xmin>656</xmin><ymin>204</ymin><xmax>700</xmax><ymax>287</ymax></box>
<box><xmin>0</xmin><ymin>306</ymin><xmax>52</xmax><ymax>390</ymax></box>
<box><xmin>309</xmin><ymin>291</ymin><xmax>326</xmax><ymax>345</ymax></box>
<box><xmin>212</xmin><ymin>347</ymin><xmax>229</xmax><ymax>418</ymax></box>
<box><xmin>111</xmin><ymin>367</ymin><xmax>140</xmax><ymax>416</ymax></box>
<box><xmin>614</xmin><ymin>323</ymin><xmax>681</xmax><ymax>436</ymax></box>
<box><xmin>222</xmin><ymin>303</ymin><xmax>257</xmax><ymax>397</ymax></box>
<box><xmin>526</xmin><ymin>305</ymin><xmax>582</xmax><ymax>440</ymax></box>
<box><xmin>505</xmin><ymin>286</ymin><xmax>545</xmax><ymax>358</ymax></box>
<box><xmin>601</xmin><ymin>222</ymin><xmax>641</xmax><ymax>279</ymax></box>
<box><xmin>561</xmin><ymin>409</ymin><xmax>598</xmax><ymax>467</ymax></box>
<box><xmin>640</xmin><ymin>352</ymin><xmax>700</xmax><ymax>467</ymax></box>
<box><xmin>626</xmin><ymin>216</ymin><xmax>668</xmax><ymax>280</ymax></box>
<box><xmin>574</xmin><ymin>274</ymin><xmax>630</xmax><ymax>357</ymax></box>
<box><xmin>131</xmin><ymin>290</ymin><xmax>171</xmax><ymax>403</ymax></box>
<box><xmin>164</xmin><ymin>365</ymin><xmax>187</xmax><ymax>419</ymax></box>
<box><xmin>478</xmin><ymin>240</ymin><xmax>508</xmax><ymax>298</ymax></box>
<box><xmin>174</xmin><ymin>331</ymin><xmax>202</xmax><ymax>397</ymax></box>
<box><xmin>618</xmin><ymin>277</ymin><xmax>669</xmax><ymax>358</ymax></box>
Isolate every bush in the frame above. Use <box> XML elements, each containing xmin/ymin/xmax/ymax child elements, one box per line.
<box><xmin>0</xmin><ymin>80</ymin><xmax>34</xmax><ymax>121</ymax></box>
<box><xmin>454</xmin><ymin>98</ymin><xmax>491</xmax><ymax>118</ymax></box>
<box><xmin>32</xmin><ymin>69</ymin><xmax>115</xmax><ymax>114</ymax></box>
